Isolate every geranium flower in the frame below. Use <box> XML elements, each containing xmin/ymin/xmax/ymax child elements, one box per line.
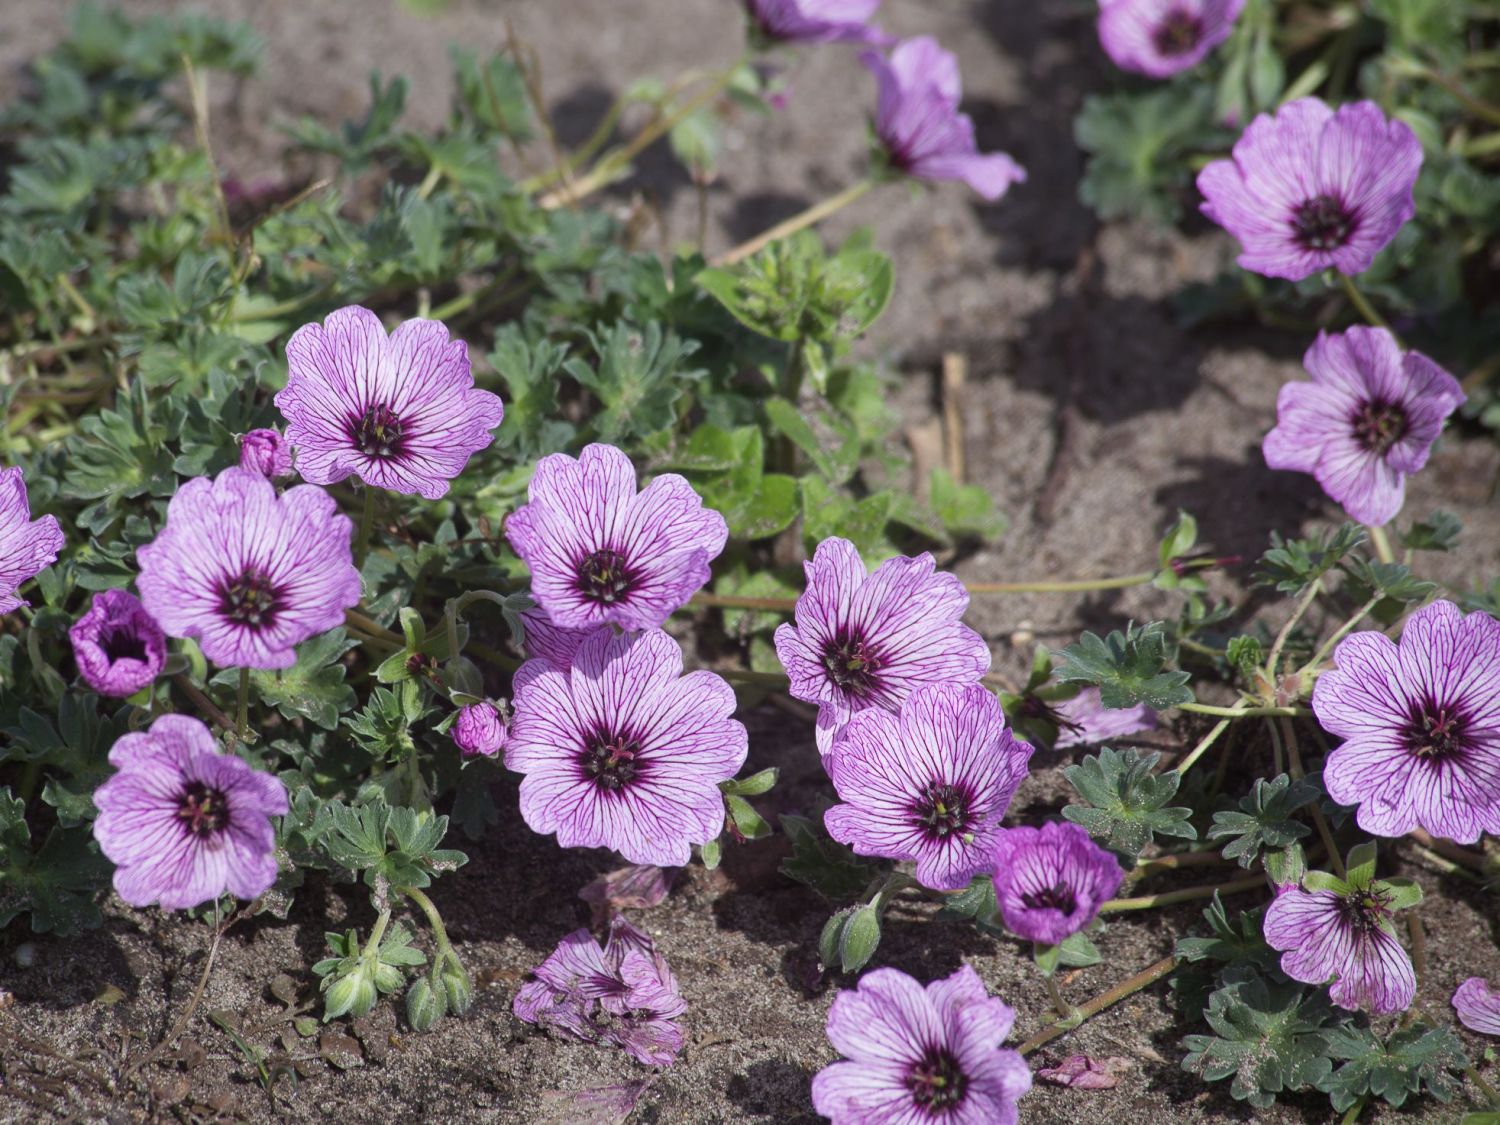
<box><xmin>507</xmin><ymin>627</ymin><xmax>747</xmax><ymax>866</ymax></box>
<box><xmin>92</xmin><ymin>714</ymin><xmax>288</xmax><ymax>910</ymax></box>
<box><xmin>774</xmin><ymin>537</ymin><xmax>991</xmax><ymax>752</ymax></box>
<box><xmin>137</xmin><ymin>468</ymin><xmax>363</xmax><ymax>670</ymax></box>
<box><xmin>990</xmin><ymin>821</ymin><xmax>1124</xmax><ymax>945</ymax></box>
<box><xmin>1098</xmin><ymin>0</ymin><xmax>1245</xmax><ymax>78</ymax></box>
<box><xmin>861</xmin><ymin>37</ymin><xmax>1026</xmax><ymax>200</ymax></box>
<box><xmin>452</xmin><ymin>701</ymin><xmax>507</xmax><ymax>758</ymax></box>
<box><xmin>69</xmin><ymin>589</ymin><xmax>167</xmax><ymax>698</ymax></box>
<box><xmin>745</xmin><ymin>0</ymin><xmax>888</xmax><ymax>45</ymax></box>
<box><xmin>0</xmin><ymin>466</ymin><xmax>64</xmax><ymax>615</ymax></box>
<box><xmin>824</xmin><ymin>683</ymin><xmax>1032</xmax><ymax>891</ymax></box>
<box><xmin>1053</xmin><ymin>687</ymin><xmax>1156</xmax><ymax>750</ymax></box>
<box><xmin>1313</xmin><ymin>599</ymin><xmax>1500</xmax><ymax>843</ymax></box>
<box><xmin>505</xmin><ymin>443</ymin><xmax>727</xmax><ymax>632</ymax></box>
<box><xmin>1197</xmin><ymin>98</ymin><xmax>1422</xmax><ymax>280</ymax></box>
<box><xmin>1264</xmin><ymin>328</ymin><xmax>1463</xmax><ymax>527</ymax></box>
<box><xmin>812</xmin><ymin>965</ymin><xmax>1032</xmax><ymax>1124</ymax></box>
<box><xmin>277</xmin><ymin>306</ymin><xmax>504</xmax><ymax>499</ymax></box>
<box><xmin>513</xmin><ymin>916</ymin><xmax>686</xmax><ymax>1066</ymax></box>
<box><xmin>1453</xmin><ymin>978</ymin><xmax>1500</xmax><ymax>1036</ymax></box>
<box><xmin>518</xmin><ymin>606</ymin><xmax>592</xmax><ymax>671</ymax></box>
<box><xmin>238</xmin><ymin>428</ymin><xmax>294</xmax><ymax>478</ymax></box>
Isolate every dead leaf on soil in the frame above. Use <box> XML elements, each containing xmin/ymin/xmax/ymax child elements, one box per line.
<box><xmin>1036</xmin><ymin>1054</ymin><xmax>1133</xmax><ymax>1090</ymax></box>
<box><xmin>536</xmin><ymin>1079</ymin><xmax>652</xmax><ymax>1125</ymax></box>
<box><xmin>317</xmin><ymin>1028</ymin><xmax>363</xmax><ymax>1070</ymax></box>
<box><xmin>93</xmin><ymin>983</ymin><xmax>126</xmax><ymax>1006</ymax></box>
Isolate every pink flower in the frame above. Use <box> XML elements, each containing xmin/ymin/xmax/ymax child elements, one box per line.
<box><xmin>1098</xmin><ymin>0</ymin><xmax>1245</xmax><ymax>78</ymax></box>
<box><xmin>745</xmin><ymin>0</ymin><xmax>889</xmax><ymax>46</ymax></box>
<box><xmin>989</xmin><ymin>821</ymin><xmax>1124</xmax><ymax>945</ymax></box>
<box><xmin>0</xmin><ymin>466</ymin><xmax>64</xmax><ymax>615</ymax></box>
<box><xmin>452</xmin><ymin>701</ymin><xmax>507</xmax><ymax>757</ymax></box>
<box><xmin>238</xmin><ymin>428</ymin><xmax>294</xmax><ymax>478</ymax></box>
<box><xmin>1453</xmin><ymin>978</ymin><xmax>1500</xmax><ymax>1036</ymax></box>
<box><xmin>69</xmin><ymin>589</ymin><xmax>167</xmax><ymax>698</ymax></box>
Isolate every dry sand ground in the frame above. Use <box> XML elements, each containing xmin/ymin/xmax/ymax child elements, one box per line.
<box><xmin>2</xmin><ymin>1</ymin><xmax>1498</xmax><ymax>1121</ymax></box>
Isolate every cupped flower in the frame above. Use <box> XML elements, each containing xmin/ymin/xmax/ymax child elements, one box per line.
<box><xmin>1098</xmin><ymin>0</ymin><xmax>1245</xmax><ymax>78</ymax></box>
<box><xmin>513</xmin><ymin>915</ymin><xmax>686</xmax><ymax>1067</ymax></box>
<box><xmin>277</xmin><ymin>306</ymin><xmax>504</xmax><ymax>499</ymax></box>
<box><xmin>69</xmin><ymin>589</ymin><xmax>167</xmax><ymax>698</ymax></box>
<box><xmin>0</xmin><ymin>466</ymin><xmax>64</xmax><ymax>615</ymax></box>
<box><xmin>774</xmin><ymin>537</ymin><xmax>991</xmax><ymax>753</ymax></box>
<box><xmin>507</xmin><ymin>627</ymin><xmax>748</xmax><ymax>866</ymax></box>
<box><xmin>92</xmin><ymin>714</ymin><xmax>288</xmax><ymax>910</ymax></box>
<box><xmin>861</xmin><ymin>37</ymin><xmax>1026</xmax><ymax>201</ymax></box>
<box><xmin>137</xmin><ymin>468</ymin><xmax>363</xmax><ymax>670</ymax></box>
<box><xmin>1313</xmin><ymin>600</ymin><xmax>1500</xmax><ymax>844</ymax></box>
<box><xmin>812</xmin><ymin>965</ymin><xmax>1032</xmax><ymax>1124</ymax></box>
<box><xmin>1264</xmin><ymin>328</ymin><xmax>1463</xmax><ymax>527</ymax></box>
<box><xmin>1053</xmin><ymin>687</ymin><xmax>1157</xmax><ymax>750</ymax></box>
<box><xmin>746</xmin><ymin>0</ymin><xmax>888</xmax><ymax>45</ymax></box>
<box><xmin>989</xmin><ymin>821</ymin><xmax>1124</xmax><ymax>945</ymax></box>
<box><xmin>1197</xmin><ymin>98</ymin><xmax>1422</xmax><ymax>280</ymax></box>
<box><xmin>238</xmin><ymin>428</ymin><xmax>294</xmax><ymax>478</ymax></box>
<box><xmin>518</xmin><ymin>605</ymin><xmax>592</xmax><ymax>672</ymax></box>
<box><xmin>824</xmin><ymin>683</ymin><xmax>1032</xmax><ymax>891</ymax></box>
<box><xmin>453</xmin><ymin>701</ymin><xmax>507</xmax><ymax>757</ymax></box>
<box><xmin>505</xmin><ymin>443</ymin><xmax>728</xmax><ymax>632</ymax></box>
<box><xmin>1453</xmin><ymin>978</ymin><xmax>1500</xmax><ymax>1036</ymax></box>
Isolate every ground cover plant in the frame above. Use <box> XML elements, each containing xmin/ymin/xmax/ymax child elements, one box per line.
<box><xmin>1</xmin><ymin>0</ymin><xmax>1499</xmax><ymax>1121</ymax></box>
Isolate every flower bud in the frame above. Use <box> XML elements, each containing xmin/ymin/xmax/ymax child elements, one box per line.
<box><xmin>239</xmin><ymin>428</ymin><xmax>294</xmax><ymax>478</ymax></box>
<box><xmin>405</xmin><ymin>974</ymin><xmax>447</xmax><ymax>1031</ymax></box>
<box><xmin>324</xmin><ymin>968</ymin><xmax>377</xmax><ymax>1021</ymax></box>
<box><xmin>439</xmin><ymin>953</ymin><xmax>473</xmax><ymax>1016</ymax></box>
<box><xmin>453</xmin><ymin>701</ymin><xmax>507</xmax><ymax>758</ymax></box>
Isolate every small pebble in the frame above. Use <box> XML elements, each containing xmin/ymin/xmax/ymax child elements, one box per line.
<box><xmin>14</xmin><ymin>941</ymin><xmax>37</xmax><ymax>968</ymax></box>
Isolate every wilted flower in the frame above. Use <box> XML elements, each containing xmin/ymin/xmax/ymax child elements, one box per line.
<box><xmin>578</xmin><ymin>863</ymin><xmax>677</xmax><ymax>927</ymax></box>
<box><xmin>137</xmin><ymin>468</ymin><xmax>362</xmax><ymax>670</ymax></box>
<box><xmin>69</xmin><ymin>589</ymin><xmax>167</xmax><ymax>698</ymax></box>
<box><xmin>1264</xmin><ymin>328</ymin><xmax>1463</xmax><ymax>527</ymax></box>
<box><xmin>277</xmin><ymin>305</ymin><xmax>504</xmax><ymax>499</ymax></box>
<box><xmin>452</xmin><ymin>701</ymin><xmax>507</xmax><ymax>757</ymax></box>
<box><xmin>1053</xmin><ymin>687</ymin><xmax>1157</xmax><ymax>750</ymax></box>
<box><xmin>989</xmin><ymin>821</ymin><xmax>1124</xmax><ymax>945</ymax></box>
<box><xmin>518</xmin><ymin>605</ymin><xmax>592</xmax><ymax>671</ymax></box>
<box><xmin>92</xmin><ymin>714</ymin><xmax>288</xmax><ymax>910</ymax></box>
<box><xmin>812</xmin><ymin>965</ymin><xmax>1031</xmax><ymax>1124</ymax></box>
<box><xmin>1036</xmin><ymin>1054</ymin><xmax>1132</xmax><ymax>1090</ymax></box>
<box><xmin>1098</xmin><ymin>0</ymin><xmax>1244</xmax><ymax>78</ymax></box>
<box><xmin>513</xmin><ymin>916</ymin><xmax>686</xmax><ymax>1066</ymax></box>
<box><xmin>1453</xmin><ymin>978</ymin><xmax>1500</xmax><ymax>1036</ymax></box>
<box><xmin>238</xmin><ymin>428</ymin><xmax>294</xmax><ymax>478</ymax></box>
<box><xmin>0</xmin><ymin>466</ymin><xmax>64</xmax><ymax>615</ymax></box>
<box><xmin>506</xmin><ymin>443</ymin><xmax>728</xmax><ymax>633</ymax></box>
<box><xmin>774</xmin><ymin>537</ymin><xmax>991</xmax><ymax>752</ymax></box>
<box><xmin>745</xmin><ymin>0</ymin><xmax>887</xmax><ymax>45</ymax></box>
<box><xmin>1197</xmin><ymin>98</ymin><xmax>1422</xmax><ymax>280</ymax></box>
<box><xmin>507</xmin><ymin>628</ymin><xmax>747</xmax><ymax>866</ymax></box>
<box><xmin>861</xmin><ymin>37</ymin><xmax>1026</xmax><ymax>200</ymax></box>
<box><xmin>1313</xmin><ymin>600</ymin><xmax>1500</xmax><ymax>843</ymax></box>
<box><xmin>824</xmin><ymin>683</ymin><xmax>1032</xmax><ymax>891</ymax></box>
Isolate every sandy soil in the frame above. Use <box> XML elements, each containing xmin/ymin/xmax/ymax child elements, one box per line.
<box><xmin>2</xmin><ymin>1</ymin><xmax>1498</xmax><ymax>1122</ymax></box>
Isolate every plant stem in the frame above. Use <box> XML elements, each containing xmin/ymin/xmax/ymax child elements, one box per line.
<box><xmin>1407</xmin><ymin>909</ymin><xmax>1427</xmax><ymax>987</ymax></box>
<box><xmin>1281</xmin><ymin>717</ymin><xmax>1346</xmax><ymax>879</ymax></box>
<box><xmin>1408</xmin><ymin>828</ymin><xmax>1488</xmax><ymax>872</ymax></box>
<box><xmin>1338</xmin><ymin>1096</ymin><xmax>1367</xmax><ymax>1125</ymax></box>
<box><xmin>1016</xmin><ymin>954</ymin><xmax>1177</xmax><ymax>1057</ymax></box>
<box><xmin>1338</xmin><ymin>272</ymin><xmax>1389</xmax><ymax>331</ymax></box>
<box><xmin>354</xmin><ymin>488</ymin><xmax>377</xmax><ymax>565</ymax></box>
<box><xmin>713</xmin><ymin>179</ymin><xmax>875</xmax><ymax>267</ymax></box>
<box><xmin>1098</xmin><ymin>873</ymin><xmax>1265</xmax><ymax>913</ymax></box>
<box><xmin>689</xmin><ymin>592</ymin><xmax>797</xmax><ymax>612</ymax></box>
<box><xmin>236</xmin><ymin>667</ymin><xmax>250</xmax><ymax>741</ymax></box>
<box><xmin>1178</xmin><ymin>701</ymin><xmax>1304</xmax><ymax>718</ymax></box>
<box><xmin>1266</xmin><ymin>578</ymin><xmax>1322</xmax><ymax>680</ymax></box>
<box><xmin>127</xmin><ymin>903</ymin><xmax>235</xmax><ymax>1076</ymax></box>
<box><xmin>1175</xmin><ymin>710</ymin><xmax>1241</xmax><ymax>777</ymax></box>
<box><xmin>398</xmin><ymin>884</ymin><xmax>454</xmax><ymax>955</ymax></box>
<box><xmin>965</xmin><ymin>572</ymin><xmax>1155</xmax><ymax>595</ymax></box>
<box><xmin>172</xmin><ymin>673</ymin><xmax>234</xmax><ymax>730</ymax></box>
<box><xmin>1365</xmin><ymin>523</ymin><xmax>1395</xmax><ymax>563</ymax></box>
<box><xmin>345</xmin><ymin>609</ymin><xmax>403</xmax><ymax>645</ymax></box>
<box><xmin>714</xmin><ymin>668</ymin><xmax>792</xmax><ymax>687</ymax></box>
<box><xmin>1468</xmin><ymin>1064</ymin><xmax>1500</xmax><ymax>1107</ymax></box>
<box><xmin>1043</xmin><ymin>973</ymin><xmax>1074</xmax><ymax>1020</ymax></box>
<box><xmin>467</xmin><ymin>639</ymin><xmax>521</xmax><ymax>673</ymax></box>
<box><xmin>1303</xmin><ymin>592</ymin><xmax>1385</xmax><ymax>673</ymax></box>
<box><xmin>1126</xmin><ymin>850</ymin><xmax>1234</xmax><ymax>880</ymax></box>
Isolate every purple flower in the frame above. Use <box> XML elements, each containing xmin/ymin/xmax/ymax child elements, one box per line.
<box><xmin>745</xmin><ymin>0</ymin><xmax>887</xmax><ymax>45</ymax></box>
<box><xmin>1098</xmin><ymin>0</ymin><xmax>1245</xmax><ymax>78</ymax></box>
<box><xmin>812</xmin><ymin>965</ymin><xmax>1032</xmax><ymax>1124</ymax></box>
<box><xmin>1263</xmin><ymin>880</ymin><xmax>1416</xmax><ymax>1014</ymax></box>
<box><xmin>137</xmin><ymin>468</ymin><xmax>362</xmax><ymax>670</ymax></box>
<box><xmin>453</xmin><ymin>701</ymin><xmax>507</xmax><ymax>758</ymax></box>
<box><xmin>989</xmin><ymin>821</ymin><xmax>1124</xmax><ymax>945</ymax></box>
<box><xmin>507</xmin><ymin>627</ymin><xmax>747</xmax><ymax>866</ymax></box>
<box><xmin>861</xmin><ymin>37</ymin><xmax>1026</xmax><ymax>201</ymax></box>
<box><xmin>1053</xmin><ymin>687</ymin><xmax>1157</xmax><ymax>750</ymax></box>
<box><xmin>0</xmin><ymin>466</ymin><xmax>64</xmax><ymax>615</ymax></box>
<box><xmin>518</xmin><ymin>606</ymin><xmax>592</xmax><ymax>671</ymax></box>
<box><xmin>513</xmin><ymin>916</ymin><xmax>686</xmax><ymax>1067</ymax></box>
<box><xmin>774</xmin><ymin>537</ymin><xmax>991</xmax><ymax>753</ymax></box>
<box><xmin>1453</xmin><ymin>978</ymin><xmax>1500</xmax><ymax>1036</ymax></box>
<box><xmin>578</xmin><ymin>863</ymin><xmax>677</xmax><ymax>927</ymax></box>
<box><xmin>1264</xmin><ymin>328</ymin><xmax>1463</xmax><ymax>527</ymax></box>
<box><xmin>92</xmin><ymin>714</ymin><xmax>288</xmax><ymax>910</ymax></box>
<box><xmin>824</xmin><ymin>683</ymin><xmax>1032</xmax><ymax>891</ymax></box>
<box><xmin>1197</xmin><ymin>98</ymin><xmax>1422</xmax><ymax>280</ymax></box>
<box><xmin>1313</xmin><ymin>600</ymin><xmax>1500</xmax><ymax>844</ymax></box>
<box><xmin>277</xmin><ymin>306</ymin><xmax>504</xmax><ymax>500</ymax></box>
<box><xmin>69</xmin><ymin>589</ymin><xmax>167</xmax><ymax>698</ymax></box>
<box><xmin>238</xmin><ymin>428</ymin><xmax>294</xmax><ymax>478</ymax></box>
<box><xmin>505</xmin><ymin>443</ymin><xmax>728</xmax><ymax>632</ymax></box>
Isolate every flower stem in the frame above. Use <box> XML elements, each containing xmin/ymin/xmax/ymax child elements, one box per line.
<box><xmin>173</xmin><ymin>673</ymin><xmax>234</xmax><ymax>730</ymax></box>
<box><xmin>713</xmin><ymin>179</ymin><xmax>875</xmax><ymax>267</ymax></box>
<box><xmin>345</xmin><ymin>608</ymin><xmax>402</xmax><ymax>645</ymax></box>
<box><xmin>714</xmin><ymin>668</ymin><xmax>792</xmax><ymax>687</ymax></box>
<box><xmin>1338</xmin><ymin>1096</ymin><xmax>1367</xmax><ymax>1125</ymax></box>
<box><xmin>689</xmin><ymin>592</ymin><xmax>798</xmax><ymax>612</ymax></box>
<box><xmin>1099</xmin><ymin>873</ymin><xmax>1265</xmax><ymax>913</ymax></box>
<box><xmin>127</xmin><ymin>902</ymin><xmax>237</xmax><ymax>1077</ymax></box>
<box><xmin>354</xmin><ymin>487</ymin><xmax>377</xmax><ymax>565</ymax></box>
<box><xmin>1468</xmin><ymin>1065</ymin><xmax>1500</xmax><ymax>1107</ymax></box>
<box><xmin>1126</xmin><ymin>850</ymin><xmax>1234</xmax><ymax>881</ymax></box>
<box><xmin>1017</xmin><ymin>954</ymin><xmax>1177</xmax><ymax>1057</ymax></box>
<box><xmin>1178</xmin><ymin>701</ymin><xmax>1305</xmax><ymax>718</ymax></box>
<box><xmin>1303</xmin><ymin>592</ymin><xmax>1385</xmax><ymax>674</ymax></box>
<box><xmin>236</xmin><ymin>667</ymin><xmax>250</xmax><ymax>741</ymax></box>
<box><xmin>1338</xmin><ymin>272</ymin><xmax>1389</xmax><ymax>331</ymax></box>
<box><xmin>1174</xmin><ymin>709</ymin><xmax>1242</xmax><ymax>778</ymax></box>
<box><xmin>1365</xmin><ymin>523</ymin><xmax>1396</xmax><ymax>563</ymax></box>
<box><xmin>1043</xmin><ymin>972</ymin><xmax>1075</xmax><ymax>1021</ymax></box>
<box><xmin>398</xmin><ymin>884</ymin><xmax>454</xmax><ymax>956</ymax></box>
<box><xmin>1266</xmin><ymin>578</ymin><xmax>1322</xmax><ymax>680</ymax></box>
<box><xmin>1408</xmin><ymin>828</ymin><xmax>1488</xmax><ymax>872</ymax></box>
<box><xmin>964</xmin><ymin>572</ymin><xmax>1156</xmax><ymax>595</ymax></box>
<box><xmin>1281</xmin><ymin>717</ymin><xmax>1347</xmax><ymax>879</ymax></box>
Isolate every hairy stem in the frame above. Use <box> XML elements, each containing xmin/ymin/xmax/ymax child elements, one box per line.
<box><xmin>1365</xmin><ymin>523</ymin><xmax>1396</xmax><ymax>564</ymax></box>
<box><xmin>398</xmin><ymin>885</ymin><xmax>454</xmax><ymax>956</ymax></box>
<box><xmin>1016</xmin><ymin>954</ymin><xmax>1177</xmax><ymax>1057</ymax></box>
<box><xmin>1043</xmin><ymin>972</ymin><xmax>1075</xmax><ymax>1021</ymax></box>
<box><xmin>236</xmin><ymin>667</ymin><xmax>250</xmax><ymax>741</ymax></box>
<box><xmin>1178</xmin><ymin>701</ymin><xmax>1305</xmax><ymax>718</ymax></box>
<box><xmin>1266</xmin><ymin>578</ymin><xmax>1322</xmax><ymax>681</ymax></box>
<box><xmin>354</xmin><ymin>487</ymin><xmax>377</xmax><ymax>566</ymax></box>
<box><xmin>1174</xmin><ymin>710</ymin><xmax>1241</xmax><ymax>777</ymax></box>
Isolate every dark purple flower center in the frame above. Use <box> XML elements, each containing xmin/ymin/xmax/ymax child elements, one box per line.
<box><xmin>583</xmin><ymin>728</ymin><xmax>643</xmax><ymax>792</ymax></box>
<box><xmin>907</xmin><ymin>1047</ymin><xmax>968</xmax><ymax>1113</ymax></box>
<box><xmin>1021</xmin><ymin>881</ymin><xmax>1078</xmax><ymax>915</ymax></box>
<box><xmin>913</xmin><ymin>782</ymin><xmax>973</xmax><ymax>840</ymax></box>
<box><xmin>1292</xmin><ymin>194</ymin><xmax>1356</xmax><ymax>251</ymax></box>
<box><xmin>822</xmin><ymin>629</ymin><xmax>883</xmax><ymax>697</ymax></box>
<box><xmin>1403</xmin><ymin>698</ymin><xmax>1469</xmax><ymax>760</ymax></box>
<box><xmin>1335</xmin><ymin>888</ymin><xmax>1391</xmax><ymax>938</ymax></box>
<box><xmin>219</xmin><ymin>568</ymin><xmax>280</xmax><ymax>630</ymax></box>
<box><xmin>576</xmin><ymin>548</ymin><xmax>638</xmax><ymax>606</ymax></box>
<box><xmin>177</xmin><ymin>781</ymin><xmax>230</xmax><ymax>838</ymax></box>
<box><xmin>99</xmin><ymin>625</ymin><xmax>148</xmax><ymax>664</ymax></box>
<box><xmin>1350</xmin><ymin>399</ymin><xmax>1408</xmax><ymax>456</ymax></box>
<box><xmin>352</xmin><ymin>403</ymin><xmax>406</xmax><ymax>459</ymax></box>
<box><xmin>1153</xmin><ymin>10</ymin><xmax>1202</xmax><ymax>56</ymax></box>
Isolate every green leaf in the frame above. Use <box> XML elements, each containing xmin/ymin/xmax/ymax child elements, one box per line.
<box><xmin>1401</xmin><ymin>511</ymin><xmax>1461</xmax><ymax>553</ymax></box>
<box><xmin>929</xmin><ymin>468</ymin><xmax>1006</xmax><ymax>541</ymax></box>
<box><xmin>563</xmin><ymin>321</ymin><xmax>704</xmax><ymax>446</ymax></box>
<box><xmin>1062</xmin><ymin>747</ymin><xmax>1197</xmax><ymax>858</ymax></box>
<box><xmin>725</xmin><ymin>794</ymin><xmax>771</xmax><ymax>841</ymax></box>
<box><xmin>245</xmin><ymin>629</ymin><xmax>358</xmax><ymax>731</ymax></box>
<box><xmin>1034</xmin><ymin>941</ymin><xmax>1062</xmax><ymax>976</ymax></box>
<box><xmin>1344</xmin><ymin>841</ymin><xmax>1378</xmax><ymax>891</ymax></box>
<box><xmin>0</xmin><ymin>792</ymin><xmax>108</xmax><ymax>935</ymax></box>
<box><xmin>1076</xmin><ymin>86</ymin><xmax>1217</xmax><ymax>223</ymax></box>
<box><xmin>779</xmin><ymin>814</ymin><xmax>880</xmax><ymax>902</ymax></box>
<box><xmin>1057</xmin><ymin>621</ymin><xmax>1193</xmax><ymax>710</ymax></box>
<box><xmin>1376</xmin><ymin>876</ymin><xmax>1423</xmax><ymax>911</ymax></box>
<box><xmin>1324</xmin><ymin>1023</ymin><xmax>1468</xmax><ymax>1112</ymax></box>
<box><xmin>1207</xmin><ymin>774</ymin><xmax>1318</xmax><ymax>868</ymax></box>
<box><xmin>1057</xmin><ymin>930</ymin><xmax>1102</xmax><ymax>968</ymax></box>
<box><xmin>1254</xmin><ymin>524</ymin><xmax>1366</xmax><ymax>595</ymax></box>
<box><xmin>699</xmin><ymin>838</ymin><xmax>722</xmax><ymax>870</ymax></box>
<box><xmin>1174</xmin><ymin>893</ymin><xmax>1277</xmax><ymax>970</ymax></box>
